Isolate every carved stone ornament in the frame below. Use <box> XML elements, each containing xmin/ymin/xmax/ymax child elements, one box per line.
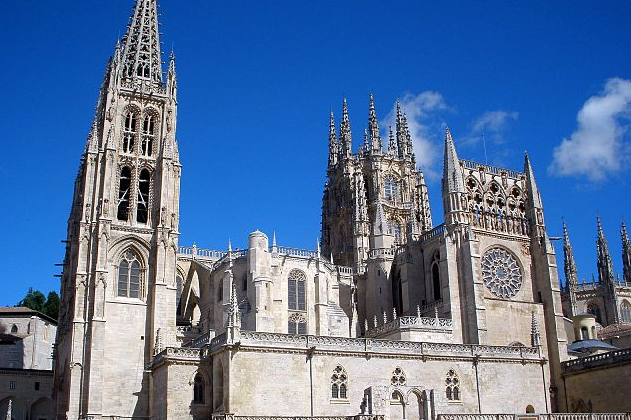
<box><xmin>481</xmin><ymin>248</ymin><xmax>523</xmax><ymax>299</ymax></box>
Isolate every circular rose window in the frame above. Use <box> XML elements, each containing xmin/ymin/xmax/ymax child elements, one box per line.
<box><xmin>481</xmin><ymin>248</ymin><xmax>522</xmax><ymax>299</ymax></box>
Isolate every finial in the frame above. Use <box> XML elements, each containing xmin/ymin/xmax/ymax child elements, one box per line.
<box><xmin>228</xmin><ymin>239</ymin><xmax>232</xmax><ymax>253</ymax></box>
<box><xmin>417</xmin><ymin>305</ymin><xmax>421</xmax><ymax>319</ymax></box>
<box><xmin>330</xmin><ymin>253</ymin><xmax>334</xmax><ymax>264</ymax></box>
<box><xmin>434</xmin><ymin>307</ymin><xmax>439</xmax><ymax>321</ymax></box>
<box><xmin>364</xmin><ymin>319</ymin><xmax>369</xmax><ymax>333</ymax></box>
<box><xmin>531</xmin><ymin>311</ymin><xmax>541</xmax><ymax>347</ymax></box>
<box><xmin>383</xmin><ymin>310</ymin><xmax>388</xmax><ymax>325</ymax></box>
<box><xmin>317</xmin><ymin>238</ymin><xmax>321</xmax><ymax>255</ymax></box>
<box><xmin>272</xmin><ymin>231</ymin><xmax>277</xmax><ymax>247</ymax></box>
<box><xmin>373</xmin><ymin>315</ymin><xmax>378</xmax><ymax>328</ymax></box>
<box><xmin>393</xmin><ymin>307</ymin><xmax>397</xmax><ymax>320</ymax></box>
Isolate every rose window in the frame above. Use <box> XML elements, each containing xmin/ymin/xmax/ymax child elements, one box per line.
<box><xmin>481</xmin><ymin>248</ymin><xmax>522</xmax><ymax>299</ymax></box>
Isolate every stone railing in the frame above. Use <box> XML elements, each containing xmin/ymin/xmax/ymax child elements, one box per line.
<box><xmin>177</xmin><ymin>325</ymin><xmax>202</xmax><ymax>335</ymax></box>
<box><xmin>562</xmin><ymin>348</ymin><xmax>631</xmax><ymax>374</ymax></box>
<box><xmin>439</xmin><ymin>415</ymin><xmax>631</xmax><ymax>420</ymax></box>
<box><xmin>220</xmin><ymin>331</ymin><xmax>540</xmax><ymax>361</ymax></box>
<box><xmin>273</xmin><ymin>246</ymin><xmax>319</xmax><ymax>258</ymax></box>
<box><xmin>186</xmin><ymin>331</ymin><xmax>211</xmax><ymax>348</ymax></box>
<box><xmin>178</xmin><ymin>246</ymin><xmax>226</xmax><ymax>261</ymax></box>
<box><xmin>212</xmin><ymin>416</ymin><xmax>385</xmax><ymax>420</ymax></box>
<box><xmin>368</xmin><ymin>247</ymin><xmax>396</xmax><ymax>259</ymax></box>
<box><xmin>153</xmin><ymin>347</ymin><xmax>207</xmax><ymax>366</ymax></box>
<box><xmin>337</xmin><ymin>265</ymin><xmax>354</xmax><ymax>276</ymax></box>
<box><xmin>460</xmin><ymin>159</ymin><xmax>523</xmax><ymax>179</ymax></box>
<box><xmin>420</xmin><ymin>224</ymin><xmax>446</xmax><ymax>242</ymax></box>
<box><xmin>365</xmin><ymin>316</ymin><xmax>452</xmax><ymax>338</ymax></box>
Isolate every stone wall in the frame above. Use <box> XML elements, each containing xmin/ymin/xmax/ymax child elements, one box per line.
<box><xmin>562</xmin><ymin>349</ymin><xmax>631</xmax><ymax>413</ymax></box>
<box><xmin>0</xmin><ymin>369</ymin><xmax>54</xmax><ymax>420</ymax></box>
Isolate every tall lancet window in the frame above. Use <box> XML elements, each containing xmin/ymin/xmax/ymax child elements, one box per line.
<box><xmin>141</xmin><ymin>115</ymin><xmax>155</xmax><ymax>157</ymax></box>
<box><xmin>123</xmin><ymin>112</ymin><xmax>137</xmax><ymax>153</ymax></box>
<box><xmin>117</xmin><ymin>167</ymin><xmax>132</xmax><ymax>221</ymax></box>
<box><xmin>137</xmin><ymin>169</ymin><xmax>151</xmax><ymax>223</ymax></box>
<box><xmin>118</xmin><ymin>251</ymin><xmax>142</xmax><ymax>299</ymax></box>
<box><xmin>384</xmin><ymin>176</ymin><xmax>398</xmax><ymax>201</ymax></box>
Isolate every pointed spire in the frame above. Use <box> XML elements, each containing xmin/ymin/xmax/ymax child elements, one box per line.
<box><xmin>622</xmin><ymin>222</ymin><xmax>631</xmax><ymax>284</ymax></box>
<box><xmin>368</xmin><ymin>93</ymin><xmax>382</xmax><ymax>153</ymax></box>
<box><xmin>328</xmin><ymin>111</ymin><xmax>338</xmax><ymax>167</ymax></box>
<box><xmin>166</xmin><ymin>50</ymin><xmax>177</xmax><ymax>98</ymax></box>
<box><xmin>228</xmin><ymin>238</ymin><xmax>232</xmax><ymax>253</ymax></box>
<box><xmin>396</xmin><ymin>101</ymin><xmax>405</xmax><ymax>156</ymax></box>
<box><xmin>388</xmin><ymin>126</ymin><xmax>396</xmax><ymax>154</ymax></box>
<box><xmin>563</xmin><ymin>222</ymin><xmax>579</xmax><ymax>288</ymax></box>
<box><xmin>120</xmin><ymin>0</ymin><xmax>163</xmax><ymax>85</ymax></box>
<box><xmin>524</xmin><ymin>152</ymin><xmax>543</xmax><ymax>209</ymax></box>
<box><xmin>442</xmin><ymin>128</ymin><xmax>464</xmax><ymax>193</ymax></box>
<box><xmin>340</xmin><ymin>98</ymin><xmax>352</xmax><ymax>157</ymax></box>
<box><xmin>597</xmin><ymin>216</ymin><xmax>615</xmax><ymax>286</ymax></box>
<box><xmin>531</xmin><ymin>312</ymin><xmax>541</xmax><ymax>347</ymax></box>
<box><xmin>373</xmin><ymin>199</ymin><xmax>388</xmax><ymax>236</ymax></box>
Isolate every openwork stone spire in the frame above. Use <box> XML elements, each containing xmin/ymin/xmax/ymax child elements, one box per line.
<box><xmin>328</xmin><ymin>111</ymin><xmax>338</xmax><ymax>167</ymax></box>
<box><xmin>622</xmin><ymin>222</ymin><xmax>631</xmax><ymax>284</ymax></box>
<box><xmin>387</xmin><ymin>126</ymin><xmax>397</xmax><ymax>155</ymax></box>
<box><xmin>121</xmin><ymin>0</ymin><xmax>163</xmax><ymax>85</ymax></box>
<box><xmin>339</xmin><ymin>98</ymin><xmax>352</xmax><ymax>158</ymax></box>
<box><xmin>563</xmin><ymin>222</ymin><xmax>578</xmax><ymax>288</ymax></box>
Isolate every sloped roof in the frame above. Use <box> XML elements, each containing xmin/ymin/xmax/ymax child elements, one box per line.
<box><xmin>0</xmin><ymin>307</ymin><xmax>57</xmax><ymax>324</ymax></box>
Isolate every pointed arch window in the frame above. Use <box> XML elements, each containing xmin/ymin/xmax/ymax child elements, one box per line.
<box><xmin>288</xmin><ymin>270</ymin><xmax>307</xmax><ymax>311</ymax></box>
<box><xmin>10</xmin><ymin>325</ymin><xmax>18</xmax><ymax>334</ymax></box>
<box><xmin>137</xmin><ymin>169</ymin><xmax>151</xmax><ymax>223</ymax></box>
<box><xmin>432</xmin><ymin>252</ymin><xmax>441</xmax><ymax>301</ymax></box>
<box><xmin>117</xmin><ymin>167</ymin><xmax>132</xmax><ymax>221</ymax></box>
<box><xmin>445</xmin><ymin>369</ymin><xmax>460</xmax><ymax>401</ymax></box>
<box><xmin>331</xmin><ymin>365</ymin><xmax>348</xmax><ymax>400</ymax></box>
<box><xmin>118</xmin><ymin>251</ymin><xmax>142</xmax><ymax>299</ymax></box>
<box><xmin>193</xmin><ymin>373</ymin><xmax>205</xmax><ymax>404</ymax></box>
<box><xmin>122</xmin><ymin>112</ymin><xmax>137</xmax><ymax>153</ymax></box>
<box><xmin>141</xmin><ymin>115</ymin><xmax>155</xmax><ymax>157</ymax></box>
<box><xmin>621</xmin><ymin>300</ymin><xmax>631</xmax><ymax>323</ymax></box>
<box><xmin>384</xmin><ymin>176</ymin><xmax>398</xmax><ymax>201</ymax></box>
<box><xmin>176</xmin><ymin>274</ymin><xmax>184</xmax><ymax>317</ymax></box>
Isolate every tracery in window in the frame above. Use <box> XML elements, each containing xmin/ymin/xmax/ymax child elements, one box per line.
<box><xmin>619</xmin><ymin>300</ymin><xmax>631</xmax><ymax>323</ymax></box>
<box><xmin>141</xmin><ymin>115</ymin><xmax>155</xmax><ymax>157</ymax></box>
<box><xmin>445</xmin><ymin>369</ymin><xmax>460</xmax><ymax>401</ymax></box>
<box><xmin>481</xmin><ymin>248</ymin><xmax>523</xmax><ymax>299</ymax></box>
<box><xmin>384</xmin><ymin>176</ymin><xmax>398</xmax><ymax>201</ymax></box>
<box><xmin>391</xmin><ymin>367</ymin><xmax>407</xmax><ymax>387</ymax></box>
<box><xmin>122</xmin><ymin>112</ymin><xmax>137</xmax><ymax>153</ymax></box>
<box><xmin>193</xmin><ymin>373</ymin><xmax>205</xmax><ymax>404</ymax></box>
<box><xmin>331</xmin><ymin>365</ymin><xmax>348</xmax><ymax>399</ymax></box>
<box><xmin>118</xmin><ymin>251</ymin><xmax>142</xmax><ymax>299</ymax></box>
<box><xmin>136</xmin><ymin>169</ymin><xmax>151</xmax><ymax>223</ymax></box>
<box><xmin>431</xmin><ymin>252</ymin><xmax>441</xmax><ymax>301</ymax></box>
<box><xmin>288</xmin><ymin>269</ymin><xmax>306</xmax><ymax>311</ymax></box>
<box><xmin>117</xmin><ymin>167</ymin><xmax>132</xmax><ymax>221</ymax></box>
<box><xmin>288</xmin><ymin>312</ymin><xmax>307</xmax><ymax>334</ymax></box>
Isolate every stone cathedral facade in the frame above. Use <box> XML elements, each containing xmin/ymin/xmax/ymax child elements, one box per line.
<box><xmin>53</xmin><ymin>1</ymin><xmax>575</xmax><ymax>419</ymax></box>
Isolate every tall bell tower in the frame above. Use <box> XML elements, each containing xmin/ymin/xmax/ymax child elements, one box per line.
<box><xmin>53</xmin><ymin>1</ymin><xmax>181</xmax><ymax>418</ymax></box>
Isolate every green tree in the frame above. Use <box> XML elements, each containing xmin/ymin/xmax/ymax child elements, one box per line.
<box><xmin>43</xmin><ymin>291</ymin><xmax>60</xmax><ymax>319</ymax></box>
<box><xmin>16</xmin><ymin>288</ymin><xmax>60</xmax><ymax>320</ymax></box>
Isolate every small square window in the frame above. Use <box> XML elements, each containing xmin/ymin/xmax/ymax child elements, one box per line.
<box><xmin>9</xmin><ymin>381</ymin><xmax>16</xmax><ymax>390</ymax></box>
<box><xmin>35</xmin><ymin>382</ymin><xmax>40</xmax><ymax>391</ymax></box>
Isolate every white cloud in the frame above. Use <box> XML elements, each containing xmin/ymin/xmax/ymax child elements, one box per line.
<box><xmin>550</xmin><ymin>78</ymin><xmax>631</xmax><ymax>182</ymax></box>
<box><xmin>380</xmin><ymin>91</ymin><xmax>447</xmax><ymax>178</ymax></box>
<box><xmin>462</xmin><ymin>110</ymin><xmax>518</xmax><ymax>147</ymax></box>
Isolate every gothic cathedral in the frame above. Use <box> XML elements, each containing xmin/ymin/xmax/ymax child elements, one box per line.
<box><xmin>52</xmin><ymin>1</ymin><xmax>582</xmax><ymax>419</ymax></box>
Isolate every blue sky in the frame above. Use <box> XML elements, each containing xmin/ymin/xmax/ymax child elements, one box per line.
<box><xmin>1</xmin><ymin>1</ymin><xmax>631</xmax><ymax>305</ymax></box>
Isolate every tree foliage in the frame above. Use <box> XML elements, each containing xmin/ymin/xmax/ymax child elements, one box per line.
<box><xmin>16</xmin><ymin>287</ymin><xmax>60</xmax><ymax>320</ymax></box>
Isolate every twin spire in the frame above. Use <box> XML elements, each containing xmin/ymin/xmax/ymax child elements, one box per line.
<box><xmin>563</xmin><ymin>218</ymin><xmax>631</xmax><ymax>287</ymax></box>
<box><xmin>328</xmin><ymin>95</ymin><xmax>414</xmax><ymax>165</ymax></box>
